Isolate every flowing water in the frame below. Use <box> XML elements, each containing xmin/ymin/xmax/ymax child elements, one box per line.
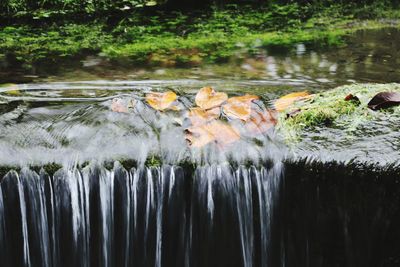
<box><xmin>0</xmin><ymin>163</ymin><xmax>283</xmax><ymax>267</ymax></box>
<box><xmin>0</xmin><ymin>28</ymin><xmax>400</xmax><ymax>267</ymax></box>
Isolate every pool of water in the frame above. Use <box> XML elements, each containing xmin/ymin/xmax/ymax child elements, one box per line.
<box><xmin>2</xmin><ymin>28</ymin><xmax>400</xmax><ymax>87</ymax></box>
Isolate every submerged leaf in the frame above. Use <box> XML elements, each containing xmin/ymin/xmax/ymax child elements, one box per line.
<box><xmin>187</xmin><ymin>107</ymin><xmax>220</xmax><ymax>126</ymax></box>
<box><xmin>186</xmin><ymin>120</ymin><xmax>240</xmax><ymax>148</ymax></box>
<box><xmin>367</xmin><ymin>92</ymin><xmax>400</xmax><ymax>110</ymax></box>
<box><xmin>245</xmin><ymin>109</ymin><xmax>277</xmax><ymax>135</ymax></box>
<box><xmin>274</xmin><ymin>91</ymin><xmax>310</xmax><ymax>112</ymax></box>
<box><xmin>146</xmin><ymin>91</ymin><xmax>177</xmax><ymax>111</ymax></box>
<box><xmin>222</xmin><ymin>94</ymin><xmax>259</xmax><ymax>121</ymax></box>
<box><xmin>185</xmin><ymin>125</ymin><xmax>215</xmax><ymax>148</ymax></box>
<box><xmin>195</xmin><ymin>87</ymin><xmax>228</xmax><ymax>110</ymax></box>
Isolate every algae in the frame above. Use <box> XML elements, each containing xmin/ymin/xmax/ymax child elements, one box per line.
<box><xmin>278</xmin><ymin>83</ymin><xmax>400</xmax><ymax>141</ymax></box>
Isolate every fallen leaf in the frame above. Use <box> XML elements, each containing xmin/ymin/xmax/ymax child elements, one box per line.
<box><xmin>367</xmin><ymin>92</ymin><xmax>400</xmax><ymax>110</ymax></box>
<box><xmin>344</xmin><ymin>94</ymin><xmax>361</xmax><ymax>105</ymax></box>
<box><xmin>222</xmin><ymin>94</ymin><xmax>259</xmax><ymax>121</ymax></box>
<box><xmin>245</xmin><ymin>109</ymin><xmax>277</xmax><ymax>135</ymax></box>
<box><xmin>187</xmin><ymin>107</ymin><xmax>220</xmax><ymax>126</ymax></box>
<box><xmin>185</xmin><ymin>125</ymin><xmax>215</xmax><ymax>148</ymax></box>
<box><xmin>213</xmin><ymin>122</ymin><xmax>241</xmax><ymax>147</ymax></box>
<box><xmin>195</xmin><ymin>87</ymin><xmax>228</xmax><ymax>109</ymax></box>
<box><xmin>186</xmin><ymin>120</ymin><xmax>240</xmax><ymax>148</ymax></box>
<box><xmin>274</xmin><ymin>91</ymin><xmax>310</xmax><ymax>112</ymax></box>
<box><xmin>111</xmin><ymin>98</ymin><xmax>129</xmax><ymax>113</ymax></box>
<box><xmin>146</xmin><ymin>91</ymin><xmax>177</xmax><ymax>111</ymax></box>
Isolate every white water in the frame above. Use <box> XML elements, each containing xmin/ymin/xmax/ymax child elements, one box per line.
<box><xmin>17</xmin><ymin>172</ymin><xmax>32</xmax><ymax>267</ymax></box>
<box><xmin>0</xmin><ymin>162</ymin><xmax>282</xmax><ymax>267</ymax></box>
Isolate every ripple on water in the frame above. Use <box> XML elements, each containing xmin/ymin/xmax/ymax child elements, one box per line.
<box><xmin>0</xmin><ymin>80</ymin><xmax>399</xmax><ymax>167</ymax></box>
<box><xmin>0</xmin><ymin>81</ymin><xmax>286</xmax><ymax>167</ymax></box>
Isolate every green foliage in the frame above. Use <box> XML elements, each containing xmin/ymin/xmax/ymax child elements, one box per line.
<box><xmin>1</xmin><ymin>0</ymin><xmax>398</xmax><ymax>18</ymax></box>
<box><xmin>1</xmin><ymin>3</ymin><xmax>399</xmax><ymax>70</ymax></box>
<box><xmin>0</xmin><ymin>24</ymin><xmax>112</xmax><ymax>69</ymax></box>
<box><xmin>0</xmin><ymin>0</ymin><xmax>161</xmax><ymax>17</ymax></box>
<box><xmin>145</xmin><ymin>155</ymin><xmax>162</xmax><ymax>167</ymax></box>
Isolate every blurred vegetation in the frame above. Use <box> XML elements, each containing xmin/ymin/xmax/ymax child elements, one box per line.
<box><xmin>1</xmin><ymin>1</ymin><xmax>400</xmax><ymax>72</ymax></box>
<box><xmin>1</xmin><ymin>0</ymin><xmax>400</xmax><ymax>18</ymax></box>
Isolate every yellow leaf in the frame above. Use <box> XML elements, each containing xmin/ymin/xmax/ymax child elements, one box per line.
<box><xmin>146</xmin><ymin>91</ymin><xmax>177</xmax><ymax>111</ymax></box>
<box><xmin>274</xmin><ymin>91</ymin><xmax>310</xmax><ymax>112</ymax></box>
<box><xmin>186</xmin><ymin>120</ymin><xmax>240</xmax><ymax>148</ymax></box>
<box><xmin>222</xmin><ymin>94</ymin><xmax>259</xmax><ymax>121</ymax></box>
<box><xmin>195</xmin><ymin>87</ymin><xmax>228</xmax><ymax>110</ymax></box>
<box><xmin>187</xmin><ymin>107</ymin><xmax>220</xmax><ymax>126</ymax></box>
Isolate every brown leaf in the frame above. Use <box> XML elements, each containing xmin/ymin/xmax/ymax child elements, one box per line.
<box><xmin>185</xmin><ymin>125</ymin><xmax>215</xmax><ymax>148</ymax></box>
<box><xmin>186</xmin><ymin>120</ymin><xmax>240</xmax><ymax>148</ymax></box>
<box><xmin>344</xmin><ymin>94</ymin><xmax>360</xmax><ymax>105</ymax></box>
<box><xmin>245</xmin><ymin>109</ymin><xmax>277</xmax><ymax>135</ymax></box>
<box><xmin>195</xmin><ymin>87</ymin><xmax>228</xmax><ymax>110</ymax></box>
<box><xmin>274</xmin><ymin>91</ymin><xmax>310</xmax><ymax>112</ymax></box>
<box><xmin>222</xmin><ymin>94</ymin><xmax>259</xmax><ymax>121</ymax></box>
<box><xmin>367</xmin><ymin>92</ymin><xmax>400</xmax><ymax>110</ymax></box>
<box><xmin>146</xmin><ymin>91</ymin><xmax>177</xmax><ymax>111</ymax></box>
<box><xmin>187</xmin><ymin>107</ymin><xmax>220</xmax><ymax>126</ymax></box>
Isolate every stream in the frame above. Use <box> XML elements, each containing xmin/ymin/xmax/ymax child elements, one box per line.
<box><xmin>0</xmin><ymin>28</ymin><xmax>399</xmax><ymax>267</ymax></box>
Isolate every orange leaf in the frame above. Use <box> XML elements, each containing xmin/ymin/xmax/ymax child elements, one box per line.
<box><xmin>195</xmin><ymin>87</ymin><xmax>228</xmax><ymax>110</ymax></box>
<box><xmin>274</xmin><ymin>91</ymin><xmax>310</xmax><ymax>112</ymax></box>
<box><xmin>187</xmin><ymin>107</ymin><xmax>220</xmax><ymax>126</ymax></box>
<box><xmin>146</xmin><ymin>91</ymin><xmax>177</xmax><ymax>111</ymax></box>
<box><xmin>185</xmin><ymin>125</ymin><xmax>215</xmax><ymax>148</ymax></box>
<box><xmin>245</xmin><ymin>109</ymin><xmax>277</xmax><ymax>135</ymax></box>
<box><xmin>186</xmin><ymin>120</ymin><xmax>240</xmax><ymax>148</ymax></box>
<box><xmin>222</xmin><ymin>94</ymin><xmax>259</xmax><ymax>121</ymax></box>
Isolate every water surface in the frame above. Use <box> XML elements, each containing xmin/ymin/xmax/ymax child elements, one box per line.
<box><xmin>1</xmin><ymin>28</ymin><xmax>400</xmax><ymax>166</ymax></box>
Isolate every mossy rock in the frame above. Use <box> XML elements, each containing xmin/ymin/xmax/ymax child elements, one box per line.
<box><xmin>278</xmin><ymin>83</ymin><xmax>400</xmax><ymax>142</ymax></box>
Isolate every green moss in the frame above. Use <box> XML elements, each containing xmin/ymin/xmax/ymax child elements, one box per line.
<box><xmin>1</xmin><ymin>4</ymin><xmax>400</xmax><ymax>69</ymax></box>
<box><xmin>42</xmin><ymin>163</ymin><xmax>62</xmax><ymax>175</ymax></box>
<box><xmin>278</xmin><ymin>83</ymin><xmax>400</xmax><ymax>141</ymax></box>
<box><xmin>0</xmin><ymin>166</ymin><xmax>20</xmax><ymax>179</ymax></box>
<box><xmin>145</xmin><ymin>155</ymin><xmax>162</xmax><ymax>167</ymax></box>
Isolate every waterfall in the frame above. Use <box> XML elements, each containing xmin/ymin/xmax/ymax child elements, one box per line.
<box><xmin>0</xmin><ymin>162</ymin><xmax>282</xmax><ymax>267</ymax></box>
<box><xmin>0</xmin><ymin>185</ymin><xmax>6</xmax><ymax>265</ymax></box>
